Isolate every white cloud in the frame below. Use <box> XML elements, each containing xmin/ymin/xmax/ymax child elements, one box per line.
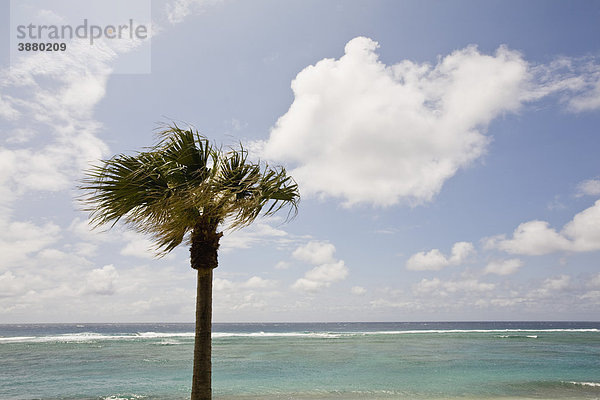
<box><xmin>213</xmin><ymin>275</ymin><xmax>280</xmax><ymax>313</ymax></box>
<box><xmin>566</xmin><ymin>65</ymin><xmax>600</xmax><ymax>112</ymax></box>
<box><xmin>68</xmin><ymin>217</ymin><xmax>113</xmax><ymax>243</ymax></box>
<box><xmin>351</xmin><ymin>286</ymin><xmax>367</xmax><ymax>295</ymax></box>
<box><xmin>485</xmin><ymin>221</ymin><xmax>571</xmax><ymax>255</ymax></box>
<box><xmin>274</xmin><ymin>261</ymin><xmax>291</xmax><ymax>270</ymax></box>
<box><xmin>0</xmin><ymin>1</ymin><xmax>158</xmax><ymax>211</ymax></box>
<box><xmin>259</xmin><ymin>38</ymin><xmax>600</xmax><ymax>207</ymax></box>
<box><xmin>576</xmin><ymin>179</ymin><xmax>600</xmax><ymax>197</ymax></box>
<box><xmin>292</xmin><ymin>261</ymin><xmax>349</xmax><ymax>292</ymax></box>
<box><xmin>414</xmin><ymin>277</ymin><xmax>495</xmax><ymax>296</ymax></box>
<box><xmin>0</xmin><ymin>17</ymin><xmax>153</xmax><ymax>230</ymax></box>
<box><xmin>579</xmin><ymin>290</ymin><xmax>600</xmax><ymax>301</ymax></box>
<box><xmin>120</xmin><ymin>232</ymin><xmax>159</xmax><ymax>260</ymax></box>
<box><xmin>569</xmin><ymin>82</ymin><xmax>600</xmax><ymax>111</ymax></box>
<box><xmin>84</xmin><ymin>265</ymin><xmax>119</xmax><ymax>295</ymax></box>
<box><xmin>562</xmin><ymin>200</ymin><xmax>600</xmax><ymax>251</ymax></box>
<box><xmin>242</xmin><ymin>276</ymin><xmax>277</xmax><ymax>289</ymax></box>
<box><xmin>304</xmin><ymin>260</ymin><xmax>348</xmax><ymax>282</ymax></box>
<box><xmin>291</xmin><ymin>241</ymin><xmax>349</xmax><ymax>292</ymax></box>
<box><xmin>5</xmin><ymin>128</ymin><xmax>36</xmax><ymax>144</ymax></box>
<box><xmin>165</xmin><ymin>0</ymin><xmax>222</xmax><ymax>23</ymax></box>
<box><xmin>445</xmin><ymin>279</ymin><xmax>495</xmax><ymax>293</ymax></box>
<box><xmin>291</xmin><ymin>278</ymin><xmax>327</xmax><ymax>292</ymax></box>
<box><xmin>213</xmin><ymin>277</ymin><xmax>235</xmax><ymax>292</ymax></box>
<box><xmin>483</xmin><ymin>258</ymin><xmax>523</xmax><ymax>276</ymax></box>
<box><xmin>449</xmin><ymin>242</ymin><xmax>475</xmax><ymax>264</ymax></box>
<box><xmin>0</xmin><ymin>271</ymin><xmax>26</xmax><ymax>298</ymax></box>
<box><xmin>486</xmin><ymin>200</ymin><xmax>600</xmax><ymax>255</ymax></box>
<box><xmin>529</xmin><ymin>275</ymin><xmax>571</xmax><ymax>298</ymax></box>
<box><xmin>261</xmin><ymin>38</ymin><xmax>534</xmax><ymax>206</ymax></box>
<box><xmin>292</xmin><ymin>241</ymin><xmax>336</xmax><ymax>265</ymax></box>
<box><xmin>547</xmin><ymin>275</ymin><xmax>571</xmax><ymax>290</ymax></box>
<box><xmin>406</xmin><ymin>241</ymin><xmax>474</xmax><ymax>271</ymax></box>
<box><xmin>220</xmin><ymin>220</ymin><xmax>289</xmax><ymax>252</ymax></box>
<box><xmin>0</xmin><ymin>96</ymin><xmax>20</xmax><ymax>120</ymax></box>
<box><xmin>369</xmin><ymin>272</ymin><xmax>599</xmax><ymax>316</ymax></box>
<box><xmin>369</xmin><ymin>298</ymin><xmax>415</xmax><ymax>310</ymax></box>
<box><xmin>214</xmin><ymin>276</ymin><xmax>277</xmax><ymax>291</ymax></box>
<box><xmin>0</xmin><ymin>219</ymin><xmax>61</xmax><ymax>268</ymax></box>
<box><xmin>406</xmin><ymin>249</ymin><xmax>448</xmax><ymax>271</ymax></box>
<box><xmin>589</xmin><ymin>273</ymin><xmax>600</xmax><ymax>288</ymax></box>
<box><xmin>525</xmin><ymin>56</ymin><xmax>600</xmax><ymax>112</ymax></box>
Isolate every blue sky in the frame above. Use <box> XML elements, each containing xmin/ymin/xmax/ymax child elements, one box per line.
<box><xmin>1</xmin><ymin>0</ymin><xmax>599</xmax><ymax>323</ymax></box>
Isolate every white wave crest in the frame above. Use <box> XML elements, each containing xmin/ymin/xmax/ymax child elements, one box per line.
<box><xmin>0</xmin><ymin>331</ymin><xmax>194</xmax><ymax>344</ymax></box>
<box><xmin>1</xmin><ymin>328</ymin><xmax>597</xmax><ymax>344</ymax></box>
<box><xmin>102</xmin><ymin>395</ymin><xmax>146</xmax><ymax>400</ymax></box>
<box><xmin>136</xmin><ymin>331</ymin><xmax>194</xmax><ymax>338</ymax></box>
<box><xmin>567</xmin><ymin>381</ymin><xmax>600</xmax><ymax>387</ymax></box>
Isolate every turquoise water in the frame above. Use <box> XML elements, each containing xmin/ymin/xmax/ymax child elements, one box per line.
<box><xmin>1</xmin><ymin>322</ymin><xmax>599</xmax><ymax>399</ymax></box>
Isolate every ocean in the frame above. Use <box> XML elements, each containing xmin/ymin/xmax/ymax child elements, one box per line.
<box><xmin>0</xmin><ymin>322</ymin><xmax>599</xmax><ymax>400</ymax></box>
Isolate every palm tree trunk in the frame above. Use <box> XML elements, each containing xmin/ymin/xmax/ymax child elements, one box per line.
<box><xmin>190</xmin><ymin>222</ymin><xmax>221</xmax><ymax>400</ymax></box>
<box><xmin>191</xmin><ymin>268</ymin><xmax>213</xmax><ymax>400</ymax></box>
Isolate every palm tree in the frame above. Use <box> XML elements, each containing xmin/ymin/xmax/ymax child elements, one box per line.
<box><xmin>81</xmin><ymin>124</ymin><xmax>299</xmax><ymax>400</ymax></box>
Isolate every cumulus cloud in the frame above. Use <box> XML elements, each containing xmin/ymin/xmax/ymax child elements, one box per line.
<box><xmin>406</xmin><ymin>241</ymin><xmax>474</xmax><ymax>271</ymax></box>
<box><xmin>485</xmin><ymin>200</ymin><xmax>600</xmax><ymax>255</ymax></box>
<box><xmin>485</xmin><ymin>221</ymin><xmax>571</xmax><ymax>255</ymax></box>
<box><xmin>292</xmin><ymin>241</ymin><xmax>349</xmax><ymax>292</ymax></box>
<box><xmin>260</xmin><ymin>38</ymin><xmax>521</xmax><ymax>206</ymax></box>
<box><xmin>292</xmin><ymin>261</ymin><xmax>349</xmax><ymax>292</ymax></box>
<box><xmin>292</xmin><ymin>241</ymin><xmax>336</xmax><ymax>265</ymax></box>
<box><xmin>483</xmin><ymin>258</ymin><xmax>523</xmax><ymax>276</ymax></box>
<box><xmin>562</xmin><ymin>200</ymin><xmax>600</xmax><ymax>251</ymax></box>
<box><xmin>84</xmin><ymin>265</ymin><xmax>119</xmax><ymax>295</ymax></box>
<box><xmin>259</xmin><ymin>37</ymin><xmax>600</xmax><ymax>207</ymax></box>
<box><xmin>304</xmin><ymin>260</ymin><xmax>348</xmax><ymax>282</ymax></box>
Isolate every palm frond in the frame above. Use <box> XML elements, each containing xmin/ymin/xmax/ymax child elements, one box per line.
<box><xmin>81</xmin><ymin>123</ymin><xmax>299</xmax><ymax>255</ymax></box>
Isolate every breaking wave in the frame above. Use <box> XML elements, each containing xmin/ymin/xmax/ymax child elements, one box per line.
<box><xmin>1</xmin><ymin>328</ymin><xmax>597</xmax><ymax>344</ymax></box>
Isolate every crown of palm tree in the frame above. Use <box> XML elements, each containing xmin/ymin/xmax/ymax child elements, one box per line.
<box><xmin>81</xmin><ymin>124</ymin><xmax>299</xmax><ymax>255</ymax></box>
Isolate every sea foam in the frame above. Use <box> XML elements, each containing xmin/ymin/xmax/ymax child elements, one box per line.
<box><xmin>1</xmin><ymin>328</ymin><xmax>597</xmax><ymax>343</ymax></box>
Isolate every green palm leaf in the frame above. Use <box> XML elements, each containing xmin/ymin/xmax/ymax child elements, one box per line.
<box><xmin>81</xmin><ymin>124</ymin><xmax>299</xmax><ymax>255</ymax></box>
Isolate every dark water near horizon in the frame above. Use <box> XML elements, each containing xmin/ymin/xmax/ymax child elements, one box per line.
<box><xmin>1</xmin><ymin>321</ymin><xmax>599</xmax><ymax>399</ymax></box>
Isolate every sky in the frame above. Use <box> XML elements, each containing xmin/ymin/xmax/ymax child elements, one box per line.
<box><xmin>0</xmin><ymin>0</ymin><xmax>599</xmax><ymax>323</ymax></box>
